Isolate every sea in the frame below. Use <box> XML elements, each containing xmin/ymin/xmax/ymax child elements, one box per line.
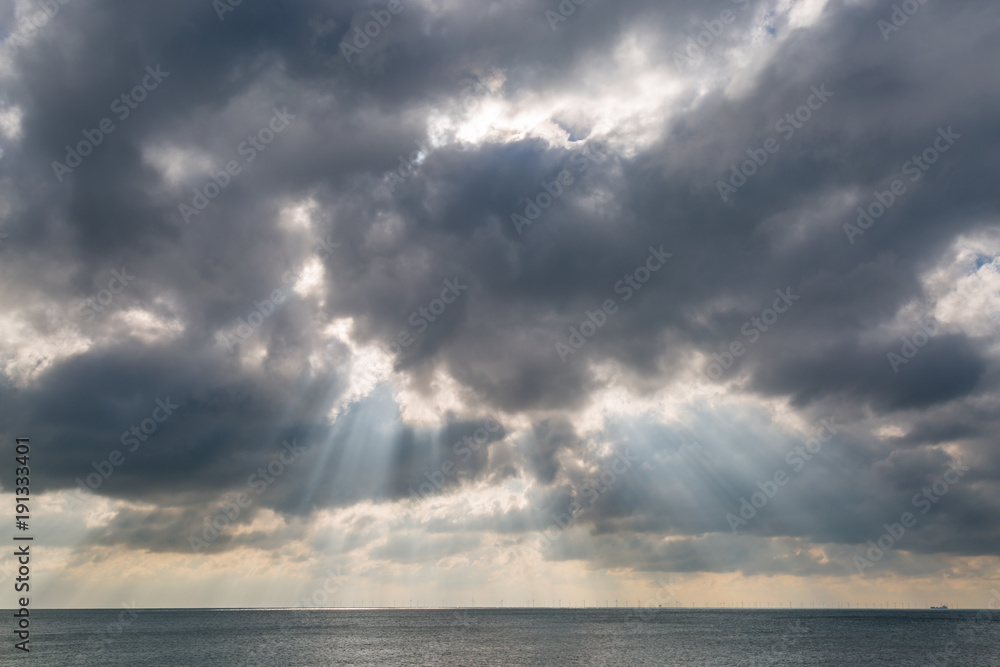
<box><xmin>7</xmin><ymin>608</ymin><xmax>998</xmax><ymax>666</ymax></box>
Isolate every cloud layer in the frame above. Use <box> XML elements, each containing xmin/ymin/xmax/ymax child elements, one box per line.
<box><xmin>1</xmin><ymin>0</ymin><xmax>998</xmax><ymax>606</ymax></box>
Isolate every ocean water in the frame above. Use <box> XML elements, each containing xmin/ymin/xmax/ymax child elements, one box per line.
<box><xmin>8</xmin><ymin>608</ymin><xmax>999</xmax><ymax>666</ymax></box>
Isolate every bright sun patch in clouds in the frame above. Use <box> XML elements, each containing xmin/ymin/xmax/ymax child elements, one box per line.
<box><xmin>113</xmin><ymin>307</ymin><xmax>185</xmax><ymax>344</ymax></box>
<box><xmin>291</xmin><ymin>256</ymin><xmax>325</xmax><ymax>298</ymax></box>
<box><xmin>279</xmin><ymin>197</ymin><xmax>319</xmax><ymax>231</ymax></box>
<box><xmin>427</xmin><ymin>30</ymin><xmax>687</xmax><ymax>156</ymax></box>
<box><xmin>0</xmin><ymin>310</ymin><xmax>89</xmax><ymax>386</ymax></box>
<box><xmin>322</xmin><ymin>318</ymin><xmax>395</xmax><ymax>417</ymax></box>
<box><xmin>0</xmin><ymin>103</ymin><xmax>23</xmax><ymax>140</ymax></box>
<box><xmin>143</xmin><ymin>144</ymin><xmax>216</xmax><ymax>186</ymax></box>
<box><xmin>924</xmin><ymin>230</ymin><xmax>1000</xmax><ymax>340</ymax></box>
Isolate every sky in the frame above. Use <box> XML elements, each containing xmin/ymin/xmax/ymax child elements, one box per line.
<box><xmin>0</xmin><ymin>0</ymin><xmax>998</xmax><ymax>609</ymax></box>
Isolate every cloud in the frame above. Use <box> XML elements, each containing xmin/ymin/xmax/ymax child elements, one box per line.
<box><xmin>1</xmin><ymin>0</ymin><xmax>999</xmax><ymax>605</ymax></box>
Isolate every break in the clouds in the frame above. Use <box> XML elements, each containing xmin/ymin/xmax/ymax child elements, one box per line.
<box><xmin>0</xmin><ymin>0</ymin><xmax>998</xmax><ymax>608</ymax></box>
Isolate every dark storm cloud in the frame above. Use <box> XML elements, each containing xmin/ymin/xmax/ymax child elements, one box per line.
<box><xmin>0</xmin><ymin>338</ymin><xmax>340</xmax><ymax>499</ymax></box>
<box><xmin>0</xmin><ymin>0</ymin><xmax>997</xmax><ymax>575</ymax></box>
<box><xmin>748</xmin><ymin>333</ymin><xmax>986</xmax><ymax>410</ymax></box>
<box><xmin>519</xmin><ymin>418</ymin><xmax>577</xmax><ymax>483</ymax></box>
<box><xmin>52</xmin><ymin>385</ymin><xmax>511</xmax><ymax>553</ymax></box>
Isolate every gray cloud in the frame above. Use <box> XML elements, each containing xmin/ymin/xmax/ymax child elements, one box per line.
<box><xmin>0</xmin><ymin>0</ymin><xmax>998</xmax><ymax>583</ymax></box>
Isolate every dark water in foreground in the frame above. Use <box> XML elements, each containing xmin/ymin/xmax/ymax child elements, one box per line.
<box><xmin>5</xmin><ymin>608</ymin><xmax>998</xmax><ymax>666</ymax></box>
